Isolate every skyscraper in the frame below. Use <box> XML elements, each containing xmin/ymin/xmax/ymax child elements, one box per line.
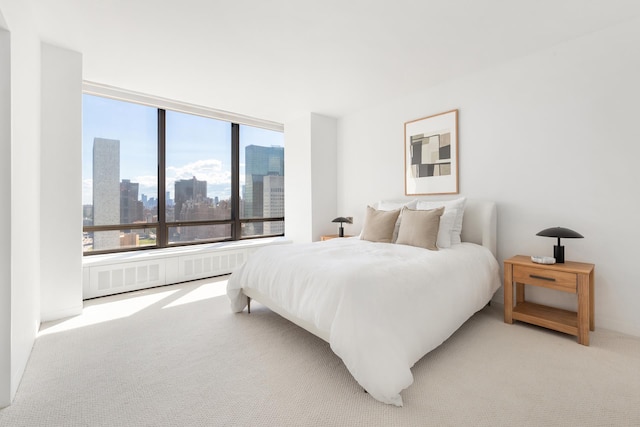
<box><xmin>174</xmin><ymin>176</ymin><xmax>207</xmax><ymax>221</ymax></box>
<box><xmin>93</xmin><ymin>137</ymin><xmax>120</xmax><ymax>250</ymax></box>
<box><xmin>244</xmin><ymin>145</ymin><xmax>284</xmax><ymax>235</ymax></box>
<box><xmin>120</xmin><ymin>179</ymin><xmax>143</xmax><ymax>224</ymax></box>
<box><xmin>263</xmin><ymin>174</ymin><xmax>284</xmax><ymax>235</ymax></box>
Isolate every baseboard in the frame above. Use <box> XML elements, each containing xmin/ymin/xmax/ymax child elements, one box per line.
<box><xmin>40</xmin><ymin>304</ymin><xmax>83</xmax><ymax>323</ymax></box>
<box><xmin>595</xmin><ymin>315</ymin><xmax>640</xmax><ymax>338</ymax></box>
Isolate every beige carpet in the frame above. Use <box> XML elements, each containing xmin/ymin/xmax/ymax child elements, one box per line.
<box><xmin>1</xmin><ymin>276</ymin><xmax>639</xmax><ymax>426</ymax></box>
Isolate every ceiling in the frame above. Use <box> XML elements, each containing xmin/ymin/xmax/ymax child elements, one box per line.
<box><xmin>27</xmin><ymin>0</ymin><xmax>640</xmax><ymax>123</ymax></box>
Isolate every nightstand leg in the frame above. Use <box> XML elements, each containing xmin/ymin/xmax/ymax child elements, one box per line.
<box><xmin>590</xmin><ymin>269</ymin><xmax>595</xmax><ymax>331</ymax></box>
<box><xmin>577</xmin><ymin>274</ymin><xmax>590</xmax><ymax>346</ymax></box>
<box><xmin>504</xmin><ymin>263</ymin><xmax>513</xmax><ymax>324</ymax></box>
<box><xmin>515</xmin><ymin>283</ymin><xmax>525</xmax><ymax>304</ymax></box>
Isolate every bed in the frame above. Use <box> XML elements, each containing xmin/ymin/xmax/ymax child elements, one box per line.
<box><xmin>227</xmin><ymin>199</ymin><xmax>500</xmax><ymax>406</ymax></box>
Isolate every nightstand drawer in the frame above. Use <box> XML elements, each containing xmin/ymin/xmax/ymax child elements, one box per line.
<box><xmin>512</xmin><ymin>265</ymin><xmax>577</xmax><ymax>292</ymax></box>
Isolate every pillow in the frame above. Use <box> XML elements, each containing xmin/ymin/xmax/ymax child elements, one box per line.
<box><xmin>360</xmin><ymin>206</ymin><xmax>401</xmax><ymax>243</ymax></box>
<box><xmin>416</xmin><ymin>197</ymin><xmax>466</xmax><ymax>245</ymax></box>
<box><xmin>375</xmin><ymin>199</ymin><xmax>418</xmax><ymax>211</ymax></box>
<box><xmin>374</xmin><ymin>199</ymin><xmax>418</xmax><ymax>242</ymax></box>
<box><xmin>395</xmin><ymin>207</ymin><xmax>444</xmax><ymax>250</ymax></box>
<box><xmin>436</xmin><ymin>209</ymin><xmax>457</xmax><ymax>249</ymax></box>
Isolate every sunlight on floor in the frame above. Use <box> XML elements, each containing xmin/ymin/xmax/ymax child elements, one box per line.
<box><xmin>39</xmin><ymin>289</ymin><xmax>180</xmax><ymax>336</ymax></box>
<box><xmin>162</xmin><ymin>278</ymin><xmax>228</xmax><ymax>309</ymax></box>
<box><xmin>38</xmin><ymin>277</ymin><xmax>230</xmax><ymax>336</ymax></box>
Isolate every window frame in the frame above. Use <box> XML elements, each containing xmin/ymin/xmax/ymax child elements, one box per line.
<box><xmin>82</xmin><ymin>83</ymin><xmax>284</xmax><ymax>256</ymax></box>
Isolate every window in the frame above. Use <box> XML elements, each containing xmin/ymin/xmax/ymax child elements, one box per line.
<box><xmin>240</xmin><ymin>125</ymin><xmax>285</xmax><ymax>238</ymax></box>
<box><xmin>165</xmin><ymin>111</ymin><xmax>232</xmax><ymax>244</ymax></box>
<box><xmin>82</xmin><ymin>96</ymin><xmax>158</xmax><ymax>252</ymax></box>
<box><xmin>82</xmin><ymin>94</ymin><xmax>284</xmax><ymax>254</ymax></box>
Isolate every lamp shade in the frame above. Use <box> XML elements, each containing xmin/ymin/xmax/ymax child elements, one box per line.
<box><xmin>536</xmin><ymin>226</ymin><xmax>583</xmax><ymax>263</ymax></box>
<box><xmin>536</xmin><ymin>227</ymin><xmax>584</xmax><ymax>239</ymax></box>
<box><xmin>332</xmin><ymin>217</ymin><xmax>351</xmax><ymax>224</ymax></box>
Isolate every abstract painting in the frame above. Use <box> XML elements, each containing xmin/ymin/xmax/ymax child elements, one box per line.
<box><xmin>404</xmin><ymin>109</ymin><xmax>458</xmax><ymax>195</ymax></box>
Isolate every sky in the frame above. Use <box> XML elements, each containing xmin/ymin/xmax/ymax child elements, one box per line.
<box><xmin>82</xmin><ymin>94</ymin><xmax>284</xmax><ymax>205</ymax></box>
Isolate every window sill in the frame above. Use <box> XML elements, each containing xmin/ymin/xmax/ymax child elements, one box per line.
<box><xmin>82</xmin><ymin>236</ymin><xmax>291</xmax><ymax>268</ymax></box>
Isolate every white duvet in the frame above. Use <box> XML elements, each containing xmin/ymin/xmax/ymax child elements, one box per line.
<box><xmin>227</xmin><ymin>238</ymin><xmax>500</xmax><ymax>406</ymax></box>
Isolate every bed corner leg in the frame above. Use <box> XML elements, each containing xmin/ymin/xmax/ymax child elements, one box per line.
<box><xmin>247</xmin><ymin>296</ymin><xmax>251</xmax><ymax>314</ymax></box>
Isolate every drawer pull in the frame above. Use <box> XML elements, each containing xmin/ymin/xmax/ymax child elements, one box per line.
<box><xmin>530</xmin><ymin>274</ymin><xmax>556</xmax><ymax>282</ymax></box>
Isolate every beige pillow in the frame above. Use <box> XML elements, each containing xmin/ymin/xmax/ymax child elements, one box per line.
<box><xmin>395</xmin><ymin>207</ymin><xmax>444</xmax><ymax>250</ymax></box>
<box><xmin>360</xmin><ymin>206</ymin><xmax>401</xmax><ymax>243</ymax></box>
<box><xmin>416</xmin><ymin>197</ymin><xmax>466</xmax><ymax>245</ymax></box>
<box><xmin>375</xmin><ymin>199</ymin><xmax>418</xmax><ymax>242</ymax></box>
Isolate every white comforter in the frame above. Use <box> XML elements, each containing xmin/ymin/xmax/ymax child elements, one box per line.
<box><xmin>227</xmin><ymin>238</ymin><xmax>500</xmax><ymax>406</ymax></box>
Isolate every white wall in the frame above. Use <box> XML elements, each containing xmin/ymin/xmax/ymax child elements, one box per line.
<box><xmin>285</xmin><ymin>113</ymin><xmax>338</xmax><ymax>242</ymax></box>
<box><xmin>0</xmin><ymin>0</ymin><xmax>42</xmax><ymax>407</ymax></box>
<box><xmin>40</xmin><ymin>43</ymin><xmax>83</xmax><ymax>321</ymax></box>
<box><xmin>310</xmin><ymin>114</ymin><xmax>338</xmax><ymax>240</ymax></box>
<box><xmin>337</xmin><ymin>17</ymin><xmax>640</xmax><ymax>337</ymax></box>
<box><xmin>284</xmin><ymin>114</ymin><xmax>312</xmax><ymax>242</ymax></box>
<box><xmin>0</xmin><ymin>22</ymin><xmax>11</xmax><ymax>408</ymax></box>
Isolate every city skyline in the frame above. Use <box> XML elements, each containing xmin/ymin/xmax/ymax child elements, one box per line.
<box><xmin>82</xmin><ymin>94</ymin><xmax>284</xmax><ymax>205</ymax></box>
<box><xmin>87</xmin><ymin>137</ymin><xmax>284</xmax><ymax>250</ymax></box>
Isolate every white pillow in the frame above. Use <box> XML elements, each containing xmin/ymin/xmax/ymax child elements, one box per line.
<box><xmin>436</xmin><ymin>209</ymin><xmax>457</xmax><ymax>249</ymax></box>
<box><xmin>374</xmin><ymin>199</ymin><xmax>418</xmax><ymax>243</ymax></box>
<box><xmin>416</xmin><ymin>197</ymin><xmax>466</xmax><ymax>245</ymax></box>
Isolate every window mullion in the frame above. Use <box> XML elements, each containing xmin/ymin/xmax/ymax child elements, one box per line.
<box><xmin>158</xmin><ymin>109</ymin><xmax>167</xmax><ymax>247</ymax></box>
<box><xmin>231</xmin><ymin>123</ymin><xmax>240</xmax><ymax>240</ymax></box>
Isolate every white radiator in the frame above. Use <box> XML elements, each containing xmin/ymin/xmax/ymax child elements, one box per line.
<box><xmin>90</xmin><ymin>260</ymin><xmax>164</xmax><ymax>297</ymax></box>
<box><xmin>83</xmin><ymin>238</ymin><xmax>289</xmax><ymax>299</ymax></box>
<box><xmin>178</xmin><ymin>250</ymin><xmax>245</xmax><ymax>281</ymax></box>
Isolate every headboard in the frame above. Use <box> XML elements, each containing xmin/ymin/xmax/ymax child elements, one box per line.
<box><xmin>460</xmin><ymin>199</ymin><xmax>497</xmax><ymax>258</ymax></box>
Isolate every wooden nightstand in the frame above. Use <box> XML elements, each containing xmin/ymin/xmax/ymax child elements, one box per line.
<box><xmin>504</xmin><ymin>255</ymin><xmax>595</xmax><ymax>345</ymax></box>
<box><xmin>320</xmin><ymin>234</ymin><xmax>354</xmax><ymax>241</ymax></box>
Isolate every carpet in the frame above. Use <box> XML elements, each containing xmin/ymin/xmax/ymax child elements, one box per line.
<box><xmin>1</xmin><ymin>276</ymin><xmax>639</xmax><ymax>426</ymax></box>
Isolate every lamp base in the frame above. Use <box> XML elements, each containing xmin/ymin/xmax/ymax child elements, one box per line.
<box><xmin>554</xmin><ymin>245</ymin><xmax>565</xmax><ymax>263</ymax></box>
<box><xmin>338</xmin><ymin>226</ymin><xmax>344</xmax><ymax>237</ymax></box>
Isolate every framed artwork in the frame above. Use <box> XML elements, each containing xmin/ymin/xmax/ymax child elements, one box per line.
<box><xmin>404</xmin><ymin>109</ymin><xmax>458</xmax><ymax>195</ymax></box>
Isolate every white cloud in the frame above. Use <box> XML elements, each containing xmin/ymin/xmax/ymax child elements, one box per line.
<box><xmin>166</xmin><ymin>159</ymin><xmax>231</xmax><ymax>199</ymax></box>
<box><xmin>84</xmin><ymin>159</ymin><xmax>233</xmax><ymax>204</ymax></box>
<box><xmin>132</xmin><ymin>175</ymin><xmax>157</xmax><ymax>188</ymax></box>
<box><xmin>167</xmin><ymin>159</ymin><xmax>230</xmax><ymax>183</ymax></box>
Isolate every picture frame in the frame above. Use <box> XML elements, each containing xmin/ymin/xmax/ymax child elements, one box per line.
<box><xmin>404</xmin><ymin>109</ymin><xmax>458</xmax><ymax>195</ymax></box>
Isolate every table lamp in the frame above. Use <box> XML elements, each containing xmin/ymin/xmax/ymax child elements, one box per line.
<box><xmin>536</xmin><ymin>226</ymin><xmax>584</xmax><ymax>263</ymax></box>
<box><xmin>331</xmin><ymin>217</ymin><xmax>352</xmax><ymax>237</ymax></box>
